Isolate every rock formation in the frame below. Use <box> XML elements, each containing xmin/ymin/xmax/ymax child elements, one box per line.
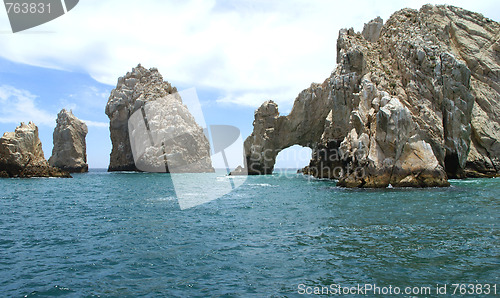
<box><xmin>49</xmin><ymin>109</ymin><xmax>88</xmax><ymax>172</ymax></box>
<box><xmin>362</xmin><ymin>16</ymin><xmax>383</xmax><ymax>43</ymax></box>
<box><xmin>0</xmin><ymin>122</ymin><xmax>71</xmax><ymax>178</ymax></box>
<box><xmin>241</xmin><ymin>5</ymin><xmax>500</xmax><ymax>187</ymax></box>
<box><xmin>128</xmin><ymin>94</ymin><xmax>214</xmax><ymax>173</ymax></box>
<box><xmin>106</xmin><ymin>64</ymin><xmax>214</xmax><ymax>173</ymax></box>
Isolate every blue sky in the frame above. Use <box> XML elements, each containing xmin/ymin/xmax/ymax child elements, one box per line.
<box><xmin>0</xmin><ymin>0</ymin><xmax>498</xmax><ymax>169</ymax></box>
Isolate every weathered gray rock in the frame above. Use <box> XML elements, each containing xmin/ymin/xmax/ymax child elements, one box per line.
<box><xmin>106</xmin><ymin>64</ymin><xmax>214</xmax><ymax>173</ymax></box>
<box><xmin>49</xmin><ymin>109</ymin><xmax>88</xmax><ymax>172</ymax></box>
<box><xmin>362</xmin><ymin>16</ymin><xmax>383</xmax><ymax>42</ymax></box>
<box><xmin>241</xmin><ymin>5</ymin><xmax>499</xmax><ymax>187</ymax></box>
<box><xmin>0</xmin><ymin>122</ymin><xmax>71</xmax><ymax>178</ymax></box>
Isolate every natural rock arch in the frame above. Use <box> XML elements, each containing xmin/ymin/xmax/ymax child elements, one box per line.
<box><xmin>243</xmin><ymin>83</ymin><xmax>331</xmax><ymax>174</ymax></box>
<box><xmin>238</xmin><ymin>5</ymin><xmax>500</xmax><ymax>187</ymax></box>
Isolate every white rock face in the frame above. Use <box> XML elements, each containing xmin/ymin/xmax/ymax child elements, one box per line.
<box><xmin>49</xmin><ymin>109</ymin><xmax>88</xmax><ymax>172</ymax></box>
<box><xmin>106</xmin><ymin>65</ymin><xmax>178</xmax><ymax>171</ymax></box>
<box><xmin>128</xmin><ymin>95</ymin><xmax>214</xmax><ymax>173</ymax></box>
<box><xmin>106</xmin><ymin>64</ymin><xmax>213</xmax><ymax>173</ymax></box>
<box><xmin>0</xmin><ymin>122</ymin><xmax>70</xmax><ymax>178</ymax></box>
<box><xmin>242</xmin><ymin>5</ymin><xmax>500</xmax><ymax>187</ymax></box>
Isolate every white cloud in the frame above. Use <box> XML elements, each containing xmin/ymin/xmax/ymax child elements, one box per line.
<box><xmin>0</xmin><ymin>85</ymin><xmax>55</xmax><ymax>126</ymax></box>
<box><xmin>60</xmin><ymin>85</ymin><xmax>110</xmax><ymax>115</ymax></box>
<box><xmin>217</xmin><ymin>89</ymin><xmax>297</xmax><ymax>107</ymax></box>
<box><xmin>82</xmin><ymin>119</ymin><xmax>108</xmax><ymax>128</ymax></box>
<box><xmin>0</xmin><ymin>0</ymin><xmax>498</xmax><ymax>108</ymax></box>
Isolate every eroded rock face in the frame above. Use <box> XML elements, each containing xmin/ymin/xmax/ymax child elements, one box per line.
<box><xmin>106</xmin><ymin>64</ymin><xmax>177</xmax><ymax>171</ymax></box>
<box><xmin>49</xmin><ymin>109</ymin><xmax>88</xmax><ymax>172</ymax></box>
<box><xmin>106</xmin><ymin>64</ymin><xmax>213</xmax><ymax>173</ymax></box>
<box><xmin>0</xmin><ymin>122</ymin><xmax>71</xmax><ymax>178</ymax></box>
<box><xmin>362</xmin><ymin>16</ymin><xmax>383</xmax><ymax>43</ymax></box>
<box><xmin>242</xmin><ymin>5</ymin><xmax>500</xmax><ymax>187</ymax></box>
<box><xmin>128</xmin><ymin>95</ymin><xmax>214</xmax><ymax>173</ymax></box>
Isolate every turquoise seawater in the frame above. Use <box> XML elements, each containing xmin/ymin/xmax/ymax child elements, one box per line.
<box><xmin>0</xmin><ymin>170</ymin><xmax>498</xmax><ymax>297</ymax></box>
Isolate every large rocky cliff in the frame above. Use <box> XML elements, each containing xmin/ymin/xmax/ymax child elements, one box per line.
<box><xmin>49</xmin><ymin>109</ymin><xmax>88</xmax><ymax>172</ymax></box>
<box><xmin>106</xmin><ymin>65</ymin><xmax>213</xmax><ymax>172</ymax></box>
<box><xmin>242</xmin><ymin>5</ymin><xmax>500</xmax><ymax>187</ymax></box>
<box><xmin>106</xmin><ymin>65</ymin><xmax>176</xmax><ymax>171</ymax></box>
<box><xmin>0</xmin><ymin>122</ymin><xmax>70</xmax><ymax>178</ymax></box>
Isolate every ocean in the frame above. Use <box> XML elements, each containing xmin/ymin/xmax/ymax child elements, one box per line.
<box><xmin>0</xmin><ymin>169</ymin><xmax>498</xmax><ymax>297</ymax></box>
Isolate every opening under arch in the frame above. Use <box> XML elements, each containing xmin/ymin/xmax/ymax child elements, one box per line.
<box><xmin>273</xmin><ymin>145</ymin><xmax>312</xmax><ymax>173</ymax></box>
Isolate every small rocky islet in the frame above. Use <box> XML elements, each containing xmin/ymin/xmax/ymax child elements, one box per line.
<box><xmin>0</xmin><ymin>122</ymin><xmax>71</xmax><ymax>178</ymax></box>
<box><xmin>105</xmin><ymin>65</ymin><xmax>214</xmax><ymax>173</ymax></box>
<box><xmin>49</xmin><ymin>109</ymin><xmax>89</xmax><ymax>173</ymax></box>
<box><xmin>1</xmin><ymin>4</ymin><xmax>499</xmax><ymax>188</ymax></box>
<box><xmin>0</xmin><ymin>110</ymin><xmax>88</xmax><ymax>178</ymax></box>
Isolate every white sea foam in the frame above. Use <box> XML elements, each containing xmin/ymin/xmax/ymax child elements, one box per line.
<box><xmin>248</xmin><ymin>183</ymin><xmax>275</xmax><ymax>187</ymax></box>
